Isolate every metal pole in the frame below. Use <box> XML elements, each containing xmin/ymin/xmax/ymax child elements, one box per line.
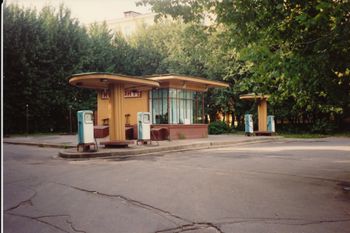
<box><xmin>167</xmin><ymin>90</ymin><xmax>170</xmax><ymax>124</ymax></box>
<box><xmin>202</xmin><ymin>94</ymin><xmax>205</xmax><ymax>124</ymax></box>
<box><xmin>195</xmin><ymin>94</ymin><xmax>198</xmax><ymax>124</ymax></box>
<box><xmin>69</xmin><ymin>105</ymin><xmax>72</xmax><ymax>134</ymax></box>
<box><xmin>26</xmin><ymin>104</ymin><xmax>29</xmax><ymax>136</ymax></box>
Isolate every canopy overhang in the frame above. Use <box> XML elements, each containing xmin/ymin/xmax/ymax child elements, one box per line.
<box><xmin>146</xmin><ymin>75</ymin><xmax>229</xmax><ymax>92</ymax></box>
<box><xmin>69</xmin><ymin>73</ymin><xmax>160</xmax><ymax>90</ymax></box>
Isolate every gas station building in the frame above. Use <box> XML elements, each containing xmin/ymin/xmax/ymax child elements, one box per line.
<box><xmin>69</xmin><ymin>73</ymin><xmax>229</xmax><ymax>142</ymax></box>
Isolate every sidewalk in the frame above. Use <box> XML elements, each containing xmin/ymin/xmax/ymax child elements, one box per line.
<box><xmin>3</xmin><ymin>134</ymin><xmax>284</xmax><ymax>159</ymax></box>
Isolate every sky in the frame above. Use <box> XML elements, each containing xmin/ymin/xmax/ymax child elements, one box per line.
<box><xmin>5</xmin><ymin>0</ymin><xmax>152</xmax><ymax>24</ymax></box>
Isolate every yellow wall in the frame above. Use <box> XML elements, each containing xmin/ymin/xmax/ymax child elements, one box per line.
<box><xmin>124</xmin><ymin>90</ymin><xmax>149</xmax><ymax>125</ymax></box>
<box><xmin>97</xmin><ymin>91</ymin><xmax>111</xmax><ymax>125</ymax></box>
<box><xmin>97</xmin><ymin>90</ymin><xmax>149</xmax><ymax>126</ymax></box>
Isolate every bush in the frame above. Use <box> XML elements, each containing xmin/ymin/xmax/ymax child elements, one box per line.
<box><xmin>208</xmin><ymin>121</ymin><xmax>230</xmax><ymax>134</ymax></box>
<box><xmin>311</xmin><ymin>119</ymin><xmax>336</xmax><ymax>134</ymax></box>
<box><xmin>275</xmin><ymin>119</ymin><xmax>337</xmax><ymax>135</ymax></box>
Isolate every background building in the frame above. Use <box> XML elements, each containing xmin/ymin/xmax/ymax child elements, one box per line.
<box><xmin>96</xmin><ymin>11</ymin><xmax>157</xmax><ymax>36</ymax></box>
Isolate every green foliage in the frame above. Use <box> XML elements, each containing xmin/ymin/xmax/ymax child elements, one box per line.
<box><xmin>310</xmin><ymin>119</ymin><xmax>336</xmax><ymax>134</ymax></box>
<box><xmin>4</xmin><ymin>1</ymin><xmax>350</xmax><ymax>134</ymax></box>
<box><xmin>208</xmin><ymin>121</ymin><xmax>230</xmax><ymax>135</ymax></box>
<box><xmin>139</xmin><ymin>0</ymin><xmax>350</xmax><ymax>132</ymax></box>
<box><xmin>137</xmin><ymin>0</ymin><xmax>212</xmax><ymax>23</ymax></box>
<box><xmin>84</xmin><ymin>22</ymin><xmax>116</xmax><ymax>72</ymax></box>
<box><xmin>4</xmin><ymin>3</ymin><xmax>94</xmax><ymax>133</ymax></box>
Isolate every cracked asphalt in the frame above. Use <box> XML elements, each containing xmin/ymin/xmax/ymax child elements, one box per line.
<box><xmin>3</xmin><ymin>137</ymin><xmax>350</xmax><ymax>233</ymax></box>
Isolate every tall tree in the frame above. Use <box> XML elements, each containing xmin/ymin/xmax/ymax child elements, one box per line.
<box><xmin>84</xmin><ymin>22</ymin><xmax>116</xmax><ymax>72</ymax></box>
<box><xmin>138</xmin><ymin>0</ymin><xmax>350</xmax><ymax>131</ymax></box>
<box><xmin>4</xmin><ymin>4</ymin><xmax>94</xmax><ymax>133</ymax></box>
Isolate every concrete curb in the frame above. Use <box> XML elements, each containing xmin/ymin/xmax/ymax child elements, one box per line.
<box><xmin>3</xmin><ymin>141</ymin><xmax>75</xmax><ymax>149</ymax></box>
<box><xmin>58</xmin><ymin>137</ymin><xmax>284</xmax><ymax>159</ymax></box>
<box><xmin>4</xmin><ymin>136</ymin><xmax>287</xmax><ymax>159</ymax></box>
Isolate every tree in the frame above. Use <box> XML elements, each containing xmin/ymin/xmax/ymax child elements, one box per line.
<box><xmin>84</xmin><ymin>22</ymin><xmax>117</xmax><ymax>72</ymax></box>
<box><xmin>4</xmin><ymin>3</ymin><xmax>95</xmax><ymax>133</ymax></box>
<box><xmin>127</xmin><ymin>21</ymin><xmax>183</xmax><ymax>75</ymax></box>
<box><xmin>4</xmin><ymin>4</ymin><xmax>44</xmax><ymax>133</ymax></box>
<box><xmin>138</xmin><ymin>0</ymin><xmax>350</xmax><ymax>131</ymax></box>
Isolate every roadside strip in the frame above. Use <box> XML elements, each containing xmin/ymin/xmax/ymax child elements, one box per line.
<box><xmin>5</xmin><ymin>136</ymin><xmax>299</xmax><ymax>159</ymax></box>
<box><xmin>57</xmin><ymin>137</ymin><xmax>283</xmax><ymax>159</ymax></box>
<box><xmin>3</xmin><ymin>141</ymin><xmax>75</xmax><ymax>149</ymax></box>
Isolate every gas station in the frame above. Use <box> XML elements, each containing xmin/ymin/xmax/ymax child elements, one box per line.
<box><xmin>240</xmin><ymin>93</ymin><xmax>275</xmax><ymax>136</ymax></box>
<box><xmin>69</xmin><ymin>72</ymin><xmax>229</xmax><ymax>149</ymax></box>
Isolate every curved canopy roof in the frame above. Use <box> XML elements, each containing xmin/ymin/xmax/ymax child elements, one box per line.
<box><xmin>69</xmin><ymin>73</ymin><xmax>160</xmax><ymax>90</ymax></box>
<box><xmin>68</xmin><ymin>73</ymin><xmax>229</xmax><ymax>92</ymax></box>
<box><xmin>146</xmin><ymin>74</ymin><xmax>229</xmax><ymax>91</ymax></box>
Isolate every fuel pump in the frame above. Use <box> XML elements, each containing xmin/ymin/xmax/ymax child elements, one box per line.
<box><xmin>77</xmin><ymin>110</ymin><xmax>97</xmax><ymax>151</ymax></box>
<box><xmin>244</xmin><ymin>114</ymin><xmax>254</xmax><ymax>136</ymax></box>
<box><xmin>137</xmin><ymin>112</ymin><xmax>151</xmax><ymax>141</ymax></box>
<box><xmin>267</xmin><ymin>115</ymin><xmax>275</xmax><ymax>133</ymax></box>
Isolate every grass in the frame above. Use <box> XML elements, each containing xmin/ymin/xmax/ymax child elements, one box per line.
<box><xmin>332</xmin><ymin>132</ymin><xmax>350</xmax><ymax>137</ymax></box>
<box><xmin>279</xmin><ymin>132</ymin><xmax>350</xmax><ymax>138</ymax></box>
<box><xmin>280</xmin><ymin>133</ymin><xmax>328</xmax><ymax>139</ymax></box>
<box><xmin>228</xmin><ymin>130</ymin><xmax>245</xmax><ymax>135</ymax></box>
<box><xmin>222</xmin><ymin>129</ymin><xmax>350</xmax><ymax>138</ymax></box>
<box><xmin>210</xmin><ymin>130</ymin><xmax>349</xmax><ymax>138</ymax></box>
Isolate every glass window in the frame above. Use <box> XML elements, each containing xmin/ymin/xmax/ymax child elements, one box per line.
<box><xmin>193</xmin><ymin>92</ymin><xmax>204</xmax><ymax>123</ymax></box>
<box><xmin>150</xmin><ymin>88</ymin><xmax>203</xmax><ymax>125</ymax></box>
<box><xmin>153</xmin><ymin>89</ymin><xmax>159</xmax><ymax>98</ymax></box>
<box><xmin>151</xmin><ymin>89</ymin><xmax>168</xmax><ymax>124</ymax></box>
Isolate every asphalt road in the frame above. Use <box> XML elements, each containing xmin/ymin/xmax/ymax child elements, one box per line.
<box><xmin>3</xmin><ymin>137</ymin><xmax>350</xmax><ymax>233</ymax></box>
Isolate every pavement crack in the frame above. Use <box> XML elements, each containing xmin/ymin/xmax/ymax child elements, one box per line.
<box><xmin>155</xmin><ymin>222</ymin><xmax>224</xmax><ymax>233</ymax></box>
<box><xmin>195</xmin><ymin>222</ymin><xmax>224</xmax><ymax>233</ymax></box>
<box><xmin>215</xmin><ymin>217</ymin><xmax>350</xmax><ymax>226</ymax></box>
<box><xmin>5</xmin><ymin>191</ymin><xmax>37</xmax><ymax>211</ymax></box>
<box><xmin>66</xmin><ymin>219</ymin><xmax>87</xmax><ymax>233</ymax></box>
<box><xmin>6</xmin><ymin>212</ymin><xmax>87</xmax><ymax>233</ymax></box>
<box><xmin>5</xmin><ymin>212</ymin><xmax>71</xmax><ymax>233</ymax></box>
<box><xmin>55</xmin><ymin>182</ymin><xmax>192</xmax><ymax>225</ymax></box>
<box><xmin>285</xmin><ymin>218</ymin><xmax>350</xmax><ymax>226</ymax></box>
<box><xmin>54</xmin><ymin>183</ymin><xmax>225</xmax><ymax>233</ymax></box>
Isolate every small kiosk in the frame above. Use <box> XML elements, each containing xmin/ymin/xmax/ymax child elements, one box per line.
<box><xmin>69</xmin><ymin>73</ymin><xmax>229</xmax><ymax>145</ymax></box>
<box><xmin>240</xmin><ymin>94</ymin><xmax>274</xmax><ymax>136</ymax></box>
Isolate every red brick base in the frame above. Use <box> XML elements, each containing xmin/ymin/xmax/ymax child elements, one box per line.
<box><xmin>94</xmin><ymin>126</ymin><xmax>109</xmax><ymax>138</ymax></box>
<box><xmin>152</xmin><ymin>124</ymin><xmax>208</xmax><ymax>140</ymax></box>
<box><xmin>95</xmin><ymin>124</ymin><xmax>208</xmax><ymax>141</ymax></box>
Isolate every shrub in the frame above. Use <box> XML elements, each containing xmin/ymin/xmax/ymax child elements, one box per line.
<box><xmin>209</xmin><ymin>121</ymin><xmax>230</xmax><ymax>135</ymax></box>
<box><xmin>311</xmin><ymin>119</ymin><xmax>336</xmax><ymax>134</ymax></box>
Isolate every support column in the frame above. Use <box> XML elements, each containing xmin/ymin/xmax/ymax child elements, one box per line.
<box><xmin>202</xmin><ymin>93</ymin><xmax>205</xmax><ymax>124</ymax></box>
<box><xmin>167</xmin><ymin>90</ymin><xmax>170</xmax><ymax>124</ymax></box>
<box><xmin>258</xmin><ymin>99</ymin><xmax>267</xmax><ymax>131</ymax></box>
<box><xmin>109</xmin><ymin>84</ymin><xmax>126</xmax><ymax>141</ymax></box>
